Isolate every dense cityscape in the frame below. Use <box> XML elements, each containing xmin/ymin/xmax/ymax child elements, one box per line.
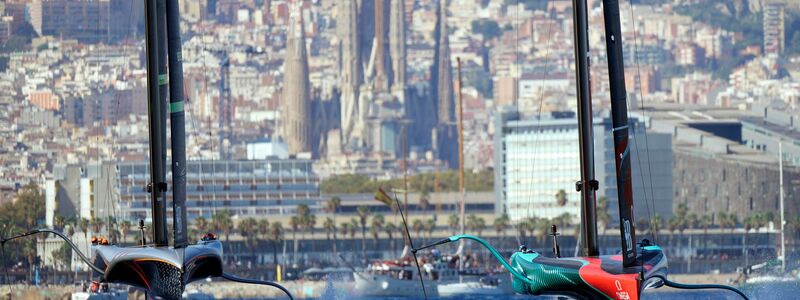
<box><xmin>1</xmin><ymin>0</ymin><xmax>800</xmax><ymax>296</ymax></box>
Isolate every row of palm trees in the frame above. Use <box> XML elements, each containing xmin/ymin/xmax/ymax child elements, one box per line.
<box><xmin>45</xmin><ymin>201</ymin><xmax>799</xmax><ymax>269</ymax></box>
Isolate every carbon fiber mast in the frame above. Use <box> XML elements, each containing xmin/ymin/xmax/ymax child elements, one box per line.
<box><xmin>146</xmin><ymin>0</ymin><xmax>168</xmax><ymax>247</ymax></box>
<box><xmin>165</xmin><ymin>0</ymin><xmax>188</xmax><ymax>248</ymax></box>
<box><xmin>601</xmin><ymin>0</ymin><xmax>637</xmax><ymax>267</ymax></box>
<box><xmin>572</xmin><ymin>0</ymin><xmax>599</xmax><ymax>257</ymax></box>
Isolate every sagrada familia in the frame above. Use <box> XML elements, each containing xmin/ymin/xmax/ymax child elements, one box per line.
<box><xmin>281</xmin><ymin>0</ymin><xmax>458</xmax><ymax>170</ymax></box>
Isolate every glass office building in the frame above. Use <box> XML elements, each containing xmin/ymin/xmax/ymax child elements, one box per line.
<box><xmin>117</xmin><ymin>159</ymin><xmax>320</xmax><ymax>221</ymax></box>
<box><xmin>494</xmin><ymin>108</ymin><xmax>673</xmax><ymax>224</ymax></box>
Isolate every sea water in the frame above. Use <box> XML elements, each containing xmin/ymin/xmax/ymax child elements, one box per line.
<box><xmin>233</xmin><ymin>281</ymin><xmax>798</xmax><ymax>300</ymax></box>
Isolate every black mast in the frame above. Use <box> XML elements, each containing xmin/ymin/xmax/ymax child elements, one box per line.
<box><xmin>571</xmin><ymin>0</ymin><xmax>599</xmax><ymax>257</ymax></box>
<box><xmin>166</xmin><ymin>0</ymin><xmax>189</xmax><ymax>248</ymax></box>
<box><xmin>602</xmin><ymin>0</ymin><xmax>637</xmax><ymax>267</ymax></box>
<box><xmin>145</xmin><ymin>0</ymin><xmax>168</xmax><ymax>246</ymax></box>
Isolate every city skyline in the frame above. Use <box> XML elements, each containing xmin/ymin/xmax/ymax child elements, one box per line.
<box><xmin>0</xmin><ymin>0</ymin><xmax>798</xmax><ymax>229</ymax></box>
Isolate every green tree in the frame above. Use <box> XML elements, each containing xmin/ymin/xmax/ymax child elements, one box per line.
<box><xmin>650</xmin><ymin>214</ymin><xmax>663</xmax><ymax>236</ymax></box>
<box><xmin>493</xmin><ymin>214</ymin><xmax>510</xmax><ymax>247</ymax></box>
<box><xmin>357</xmin><ymin>206</ymin><xmax>370</xmax><ymax>260</ymax></box>
<box><xmin>424</xmin><ymin>218</ymin><xmax>436</xmax><ymax>241</ymax></box>
<box><xmin>119</xmin><ymin>220</ymin><xmax>131</xmax><ymax>245</ymax></box>
<box><xmin>212</xmin><ymin>210</ymin><xmax>234</xmax><ymax>241</ymax></box>
<box><xmin>384</xmin><ymin>222</ymin><xmax>398</xmax><ymax>256</ymax></box>
<box><xmin>700</xmin><ymin>214</ymin><xmax>712</xmax><ymax>250</ymax></box>
<box><xmin>289</xmin><ymin>215</ymin><xmax>301</xmax><ymax>263</ymax></box>
<box><xmin>349</xmin><ymin>218</ymin><xmax>359</xmax><ymax>253</ymax></box>
<box><xmin>466</xmin><ymin>214</ymin><xmax>485</xmax><ymax>236</ymax></box>
<box><xmin>194</xmin><ymin>216</ymin><xmax>209</xmax><ymax>233</ymax></box>
<box><xmin>412</xmin><ymin>219</ymin><xmax>425</xmax><ymax>240</ymax></box>
<box><xmin>78</xmin><ymin>218</ymin><xmax>90</xmax><ymax>250</ymax></box>
<box><xmin>52</xmin><ymin>242</ymin><xmax>72</xmax><ymax>271</ymax></box>
<box><xmin>370</xmin><ymin>215</ymin><xmax>385</xmax><ymax>246</ymax></box>
<box><xmin>323</xmin><ymin>217</ymin><xmax>337</xmax><ymax>255</ymax></box>
<box><xmin>268</xmin><ymin>222</ymin><xmax>284</xmax><ymax>265</ymax></box>
<box><xmin>238</xmin><ymin>217</ymin><xmax>259</xmax><ymax>261</ymax></box>
<box><xmin>448</xmin><ymin>214</ymin><xmax>460</xmax><ymax>235</ymax></box>
<box><xmin>258</xmin><ymin>219</ymin><xmax>270</xmax><ymax>249</ymax></box>
<box><xmin>324</xmin><ymin>197</ymin><xmax>341</xmax><ymax>254</ymax></box>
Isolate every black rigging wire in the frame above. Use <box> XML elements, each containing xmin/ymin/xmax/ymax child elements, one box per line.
<box><xmin>1</xmin><ymin>229</ymin><xmax>106</xmax><ymax>275</ymax></box>
<box><xmin>220</xmin><ymin>273</ymin><xmax>294</xmax><ymax>300</ymax></box>
<box><xmin>393</xmin><ymin>192</ymin><xmax>428</xmax><ymax>300</ymax></box>
<box><xmin>651</xmin><ymin>275</ymin><xmax>750</xmax><ymax>300</ymax></box>
<box><xmin>625</xmin><ymin>0</ymin><xmax>659</xmax><ymax>245</ymax></box>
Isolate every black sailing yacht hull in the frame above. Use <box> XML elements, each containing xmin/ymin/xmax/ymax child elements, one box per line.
<box><xmin>90</xmin><ymin>240</ymin><xmax>223</xmax><ymax>299</ymax></box>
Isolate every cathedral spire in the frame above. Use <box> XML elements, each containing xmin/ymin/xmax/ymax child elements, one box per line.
<box><xmin>434</xmin><ymin>0</ymin><xmax>453</xmax><ymax>124</ymax></box>
<box><xmin>338</xmin><ymin>0</ymin><xmax>362</xmax><ymax>149</ymax></box>
<box><xmin>281</xmin><ymin>1</ymin><xmax>312</xmax><ymax>154</ymax></box>
<box><xmin>389</xmin><ymin>0</ymin><xmax>406</xmax><ymax>98</ymax></box>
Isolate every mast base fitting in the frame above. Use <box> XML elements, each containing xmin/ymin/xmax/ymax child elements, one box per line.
<box><xmin>146</xmin><ymin>182</ymin><xmax>169</xmax><ymax>192</ymax></box>
<box><xmin>518</xmin><ymin>245</ymin><xmax>535</xmax><ymax>254</ymax></box>
<box><xmin>575</xmin><ymin>180</ymin><xmax>599</xmax><ymax>192</ymax></box>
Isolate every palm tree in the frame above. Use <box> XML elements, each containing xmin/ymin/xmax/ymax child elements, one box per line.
<box><xmin>356</xmin><ymin>206</ymin><xmax>370</xmax><ymax>260</ymax></box>
<box><xmin>369</xmin><ymin>215</ymin><xmax>385</xmax><ymax>247</ymax></box>
<box><xmin>212</xmin><ymin>210</ymin><xmax>234</xmax><ymax>241</ymax></box>
<box><xmin>700</xmin><ymin>214</ymin><xmax>712</xmax><ymax>251</ymax></box>
<box><xmin>239</xmin><ymin>217</ymin><xmax>258</xmax><ymax>262</ymax></box>
<box><xmin>268</xmin><ymin>222</ymin><xmax>284</xmax><ymax>265</ymax></box>
<box><xmin>119</xmin><ymin>220</ymin><xmax>131</xmax><ymax>245</ymax></box>
<box><xmin>289</xmin><ymin>215</ymin><xmax>301</xmax><ymax>263</ymax></box>
<box><xmin>412</xmin><ymin>219</ymin><xmax>424</xmax><ymax>239</ymax></box>
<box><xmin>90</xmin><ymin>218</ymin><xmax>105</xmax><ymax>236</ymax></box>
<box><xmin>323</xmin><ymin>217</ymin><xmax>336</xmax><ymax>247</ymax></box>
<box><xmin>348</xmin><ymin>218</ymin><xmax>359</xmax><ymax>254</ymax></box>
<box><xmin>306</xmin><ymin>213</ymin><xmax>317</xmax><ymax>252</ymax></box>
<box><xmin>493</xmin><ymin>214</ymin><xmax>509</xmax><ymax>247</ymax></box>
<box><xmin>370</xmin><ymin>215</ymin><xmax>385</xmax><ymax>246</ymax></box>
<box><xmin>194</xmin><ymin>216</ymin><xmax>209</xmax><ymax>233</ymax></box>
<box><xmin>325</xmin><ymin>197</ymin><xmax>342</xmax><ymax>216</ymax></box>
<box><xmin>466</xmin><ymin>214</ymin><xmax>485</xmax><ymax>236</ymax></box>
<box><xmin>384</xmin><ymin>222</ymin><xmax>398</xmax><ymax>255</ymax></box>
<box><xmin>536</xmin><ymin>218</ymin><xmax>550</xmax><ymax>245</ymax></box>
<box><xmin>650</xmin><ymin>214</ymin><xmax>663</xmax><ymax>236</ymax></box>
<box><xmin>448</xmin><ymin>214</ymin><xmax>460</xmax><ymax>235</ymax></box>
<box><xmin>555</xmin><ymin>189</ymin><xmax>568</xmax><ymax>207</ymax></box>
<box><xmin>725</xmin><ymin>214</ymin><xmax>738</xmax><ymax>234</ymax></box>
<box><xmin>743</xmin><ymin>216</ymin><xmax>757</xmax><ymax>267</ymax></box>
<box><xmin>518</xmin><ymin>219</ymin><xmax>530</xmax><ymax>240</ymax></box>
<box><xmin>325</xmin><ymin>197</ymin><xmax>341</xmax><ymax>254</ymax></box>
<box><xmin>296</xmin><ymin>204</ymin><xmax>312</xmax><ymax>251</ymax></box>
<box><xmin>108</xmin><ymin>227</ymin><xmax>121</xmax><ymax>245</ymax></box>
<box><xmin>258</xmin><ymin>219</ymin><xmax>270</xmax><ymax>248</ymax></box>
<box><xmin>78</xmin><ymin>218</ymin><xmax>90</xmax><ymax>250</ymax></box>
<box><xmin>424</xmin><ymin>218</ymin><xmax>436</xmax><ymax>242</ymax></box>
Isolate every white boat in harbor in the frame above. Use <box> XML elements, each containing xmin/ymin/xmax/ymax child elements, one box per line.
<box><xmin>353</xmin><ymin>259</ymin><xmax>450</xmax><ymax>297</ymax></box>
<box><xmin>353</xmin><ymin>257</ymin><xmax>513</xmax><ymax>297</ymax></box>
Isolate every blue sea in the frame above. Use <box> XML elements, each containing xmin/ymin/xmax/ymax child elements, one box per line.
<box><xmin>234</xmin><ymin>282</ymin><xmax>797</xmax><ymax>300</ymax></box>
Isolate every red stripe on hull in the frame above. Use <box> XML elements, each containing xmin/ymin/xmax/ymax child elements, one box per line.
<box><xmin>578</xmin><ymin>257</ymin><xmax>639</xmax><ymax>300</ymax></box>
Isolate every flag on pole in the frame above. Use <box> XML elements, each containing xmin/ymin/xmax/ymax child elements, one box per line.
<box><xmin>375</xmin><ymin>187</ymin><xmax>393</xmax><ymax>206</ymax></box>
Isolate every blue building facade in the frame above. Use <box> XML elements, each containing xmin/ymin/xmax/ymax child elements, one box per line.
<box><xmin>118</xmin><ymin>159</ymin><xmax>321</xmax><ymax>221</ymax></box>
